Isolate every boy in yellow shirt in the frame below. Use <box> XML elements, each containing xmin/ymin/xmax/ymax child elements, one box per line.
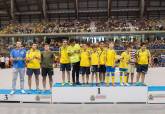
<box><xmin>136</xmin><ymin>43</ymin><xmax>151</xmax><ymax>86</ymax></box>
<box><xmin>26</xmin><ymin>43</ymin><xmax>41</xmax><ymax>90</ymax></box>
<box><xmin>91</xmin><ymin>44</ymin><xmax>100</xmax><ymax>86</ymax></box>
<box><xmin>59</xmin><ymin>39</ymin><xmax>72</xmax><ymax>86</ymax></box>
<box><xmin>98</xmin><ymin>41</ymin><xmax>106</xmax><ymax>84</ymax></box>
<box><xmin>105</xmin><ymin>42</ymin><xmax>117</xmax><ymax>86</ymax></box>
<box><xmin>80</xmin><ymin>43</ymin><xmax>91</xmax><ymax>84</ymax></box>
<box><xmin>119</xmin><ymin>45</ymin><xmax>131</xmax><ymax>86</ymax></box>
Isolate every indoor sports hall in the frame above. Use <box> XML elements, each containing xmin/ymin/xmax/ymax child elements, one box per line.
<box><xmin>0</xmin><ymin>0</ymin><xmax>165</xmax><ymax>114</ymax></box>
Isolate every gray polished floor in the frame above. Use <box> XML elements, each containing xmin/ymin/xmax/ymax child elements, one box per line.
<box><xmin>0</xmin><ymin>103</ymin><xmax>165</xmax><ymax>114</ymax></box>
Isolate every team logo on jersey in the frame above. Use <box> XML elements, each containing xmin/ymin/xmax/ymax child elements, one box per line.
<box><xmin>20</xmin><ymin>50</ymin><xmax>25</xmax><ymax>55</ymax></box>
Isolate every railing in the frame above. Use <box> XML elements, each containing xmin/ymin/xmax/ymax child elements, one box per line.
<box><xmin>0</xmin><ymin>31</ymin><xmax>165</xmax><ymax>37</ymax></box>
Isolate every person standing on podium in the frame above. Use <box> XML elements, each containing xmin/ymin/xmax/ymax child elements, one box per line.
<box><xmin>98</xmin><ymin>41</ymin><xmax>106</xmax><ymax>85</ymax></box>
<box><xmin>90</xmin><ymin>44</ymin><xmax>100</xmax><ymax>86</ymax></box>
<box><xmin>105</xmin><ymin>42</ymin><xmax>117</xmax><ymax>86</ymax></box>
<box><xmin>119</xmin><ymin>45</ymin><xmax>131</xmax><ymax>86</ymax></box>
<box><xmin>41</xmin><ymin>43</ymin><xmax>55</xmax><ymax>91</ymax></box>
<box><xmin>59</xmin><ymin>39</ymin><xmax>72</xmax><ymax>86</ymax></box>
<box><xmin>10</xmin><ymin>41</ymin><xmax>26</xmax><ymax>94</ymax></box>
<box><xmin>68</xmin><ymin>39</ymin><xmax>81</xmax><ymax>86</ymax></box>
<box><xmin>26</xmin><ymin>43</ymin><xmax>41</xmax><ymax>91</ymax></box>
<box><xmin>136</xmin><ymin>43</ymin><xmax>151</xmax><ymax>86</ymax></box>
<box><xmin>80</xmin><ymin>43</ymin><xmax>91</xmax><ymax>84</ymax></box>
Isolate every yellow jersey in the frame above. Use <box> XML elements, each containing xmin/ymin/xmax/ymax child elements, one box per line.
<box><xmin>26</xmin><ymin>49</ymin><xmax>41</xmax><ymax>69</ymax></box>
<box><xmin>91</xmin><ymin>50</ymin><xmax>99</xmax><ymax>65</ymax></box>
<box><xmin>60</xmin><ymin>46</ymin><xmax>70</xmax><ymax>64</ymax></box>
<box><xmin>80</xmin><ymin>49</ymin><xmax>90</xmax><ymax>67</ymax></box>
<box><xmin>137</xmin><ymin>49</ymin><xmax>151</xmax><ymax>65</ymax></box>
<box><xmin>119</xmin><ymin>51</ymin><xmax>131</xmax><ymax>69</ymax></box>
<box><xmin>67</xmin><ymin>44</ymin><xmax>80</xmax><ymax>63</ymax></box>
<box><xmin>98</xmin><ymin>49</ymin><xmax>106</xmax><ymax>65</ymax></box>
<box><xmin>106</xmin><ymin>49</ymin><xmax>117</xmax><ymax>67</ymax></box>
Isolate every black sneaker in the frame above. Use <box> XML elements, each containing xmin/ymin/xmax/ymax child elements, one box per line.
<box><xmin>72</xmin><ymin>83</ymin><xmax>76</xmax><ymax>86</ymax></box>
<box><xmin>96</xmin><ymin>83</ymin><xmax>99</xmax><ymax>86</ymax></box>
<box><xmin>76</xmin><ymin>82</ymin><xmax>81</xmax><ymax>85</ymax></box>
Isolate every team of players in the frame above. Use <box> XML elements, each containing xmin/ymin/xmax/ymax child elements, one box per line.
<box><xmin>60</xmin><ymin>39</ymin><xmax>151</xmax><ymax>86</ymax></box>
<box><xmin>9</xmin><ymin>40</ymin><xmax>151</xmax><ymax>94</ymax></box>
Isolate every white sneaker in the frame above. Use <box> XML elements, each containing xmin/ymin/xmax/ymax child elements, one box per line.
<box><xmin>10</xmin><ymin>90</ymin><xmax>15</xmax><ymax>95</ymax></box>
<box><xmin>68</xmin><ymin>82</ymin><xmax>72</xmax><ymax>86</ymax></box>
<box><xmin>21</xmin><ymin>90</ymin><xmax>26</xmax><ymax>94</ymax></box>
<box><xmin>61</xmin><ymin>82</ymin><xmax>66</xmax><ymax>86</ymax></box>
<box><xmin>120</xmin><ymin>83</ymin><xmax>124</xmax><ymax>86</ymax></box>
<box><xmin>124</xmin><ymin>83</ymin><xmax>130</xmax><ymax>86</ymax></box>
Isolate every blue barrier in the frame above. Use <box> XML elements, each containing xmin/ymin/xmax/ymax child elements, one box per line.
<box><xmin>53</xmin><ymin>83</ymin><xmax>146</xmax><ymax>87</ymax></box>
<box><xmin>0</xmin><ymin>89</ymin><xmax>51</xmax><ymax>95</ymax></box>
<box><xmin>148</xmin><ymin>86</ymin><xmax>165</xmax><ymax>91</ymax></box>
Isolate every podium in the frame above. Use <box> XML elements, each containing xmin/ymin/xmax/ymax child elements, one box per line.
<box><xmin>52</xmin><ymin>83</ymin><xmax>148</xmax><ymax>103</ymax></box>
<box><xmin>1</xmin><ymin>85</ymin><xmax>165</xmax><ymax>104</ymax></box>
<box><xmin>0</xmin><ymin>89</ymin><xmax>51</xmax><ymax>103</ymax></box>
<box><xmin>148</xmin><ymin>86</ymin><xmax>165</xmax><ymax>103</ymax></box>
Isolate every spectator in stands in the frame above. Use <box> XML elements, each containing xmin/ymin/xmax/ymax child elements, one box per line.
<box><xmin>0</xmin><ymin>54</ymin><xmax>5</xmax><ymax>68</ymax></box>
<box><xmin>5</xmin><ymin>55</ymin><xmax>10</xmax><ymax>68</ymax></box>
<box><xmin>1</xmin><ymin>19</ymin><xmax>164</xmax><ymax>34</ymax></box>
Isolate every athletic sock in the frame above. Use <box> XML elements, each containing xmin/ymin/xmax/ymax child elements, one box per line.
<box><xmin>105</xmin><ymin>76</ymin><xmax>110</xmax><ymax>84</ymax></box>
<box><xmin>105</xmin><ymin>73</ymin><xmax>110</xmax><ymax>84</ymax></box>
<box><xmin>111</xmin><ymin>72</ymin><xmax>115</xmax><ymax>85</ymax></box>
<box><xmin>124</xmin><ymin>76</ymin><xmax>128</xmax><ymax>84</ymax></box>
<box><xmin>120</xmin><ymin>76</ymin><xmax>123</xmax><ymax>84</ymax></box>
<box><xmin>112</xmin><ymin>76</ymin><xmax>115</xmax><ymax>85</ymax></box>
